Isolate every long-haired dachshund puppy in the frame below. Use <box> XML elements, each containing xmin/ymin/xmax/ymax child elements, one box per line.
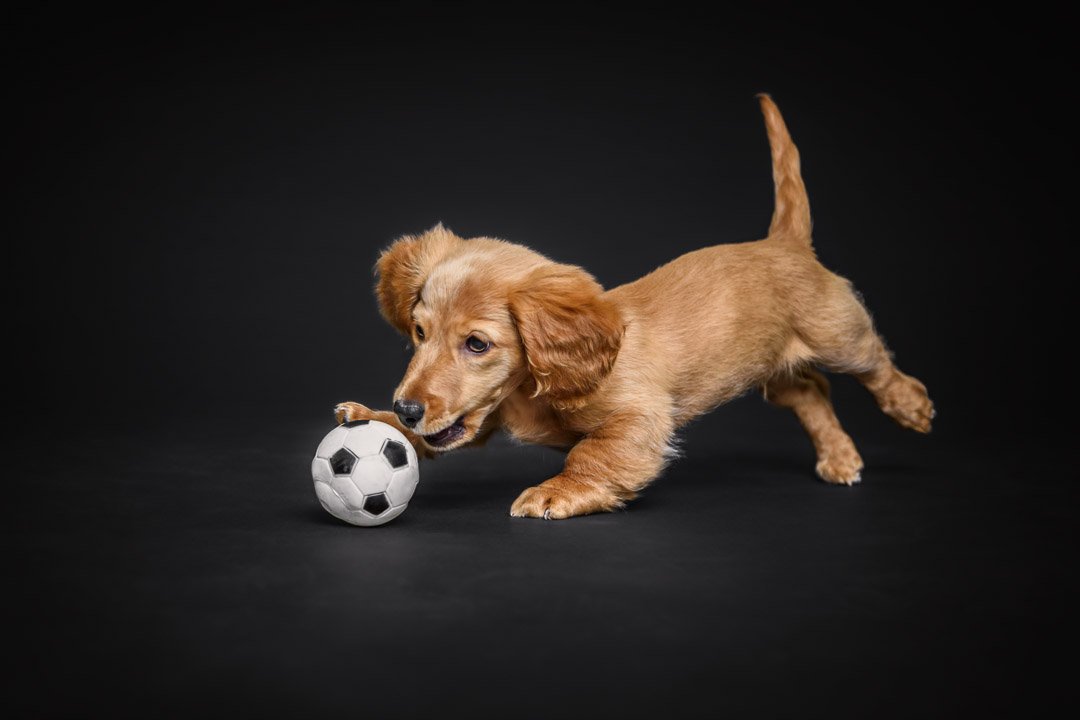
<box><xmin>335</xmin><ymin>94</ymin><xmax>934</xmax><ymax>519</ymax></box>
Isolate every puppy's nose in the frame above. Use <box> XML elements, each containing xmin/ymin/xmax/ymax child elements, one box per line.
<box><xmin>393</xmin><ymin>399</ymin><xmax>425</xmax><ymax>428</ymax></box>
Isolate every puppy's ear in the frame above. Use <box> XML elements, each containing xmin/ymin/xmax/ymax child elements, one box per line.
<box><xmin>375</xmin><ymin>223</ymin><xmax>462</xmax><ymax>335</ymax></box>
<box><xmin>510</xmin><ymin>263</ymin><xmax>625</xmax><ymax>409</ymax></box>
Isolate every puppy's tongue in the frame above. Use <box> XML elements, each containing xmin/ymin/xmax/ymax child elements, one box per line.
<box><xmin>423</xmin><ymin>417</ymin><xmax>466</xmax><ymax>447</ymax></box>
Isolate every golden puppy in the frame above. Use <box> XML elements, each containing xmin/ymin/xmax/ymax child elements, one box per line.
<box><xmin>335</xmin><ymin>94</ymin><xmax>934</xmax><ymax>519</ymax></box>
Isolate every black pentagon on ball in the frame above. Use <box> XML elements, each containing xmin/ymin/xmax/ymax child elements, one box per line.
<box><xmin>343</xmin><ymin>419</ymin><xmax>369</xmax><ymax>428</ymax></box>
<box><xmin>330</xmin><ymin>447</ymin><xmax>357</xmax><ymax>475</ymax></box>
<box><xmin>363</xmin><ymin>493</ymin><xmax>390</xmax><ymax>516</ymax></box>
<box><xmin>382</xmin><ymin>439</ymin><xmax>409</xmax><ymax>469</ymax></box>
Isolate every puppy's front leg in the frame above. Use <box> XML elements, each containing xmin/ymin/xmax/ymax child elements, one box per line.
<box><xmin>334</xmin><ymin>401</ymin><xmax>432</xmax><ymax>458</ymax></box>
<box><xmin>510</xmin><ymin>412</ymin><xmax>673</xmax><ymax>520</ymax></box>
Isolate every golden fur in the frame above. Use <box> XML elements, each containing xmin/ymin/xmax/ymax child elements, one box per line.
<box><xmin>335</xmin><ymin>95</ymin><xmax>934</xmax><ymax>519</ymax></box>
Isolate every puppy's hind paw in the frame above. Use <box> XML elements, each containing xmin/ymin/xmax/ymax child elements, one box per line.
<box><xmin>879</xmin><ymin>374</ymin><xmax>934</xmax><ymax>434</ymax></box>
<box><xmin>815</xmin><ymin>448</ymin><xmax>864</xmax><ymax>486</ymax></box>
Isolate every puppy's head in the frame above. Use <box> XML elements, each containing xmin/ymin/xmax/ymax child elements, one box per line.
<box><xmin>376</xmin><ymin>224</ymin><xmax>624</xmax><ymax>452</ymax></box>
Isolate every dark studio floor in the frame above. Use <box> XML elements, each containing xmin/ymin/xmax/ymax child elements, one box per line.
<box><xmin>9</xmin><ymin>388</ymin><xmax>1074</xmax><ymax>718</ymax></box>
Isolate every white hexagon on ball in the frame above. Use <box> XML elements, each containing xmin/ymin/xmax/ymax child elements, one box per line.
<box><xmin>311</xmin><ymin>420</ymin><xmax>420</xmax><ymax>526</ymax></box>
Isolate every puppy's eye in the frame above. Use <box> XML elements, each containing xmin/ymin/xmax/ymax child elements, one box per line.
<box><xmin>465</xmin><ymin>336</ymin><xmax>489</xmax><ymax>354</ymax></box>
<box><xmin>415</xmin><ymin>325</ymin><xmax>425</xmax><ymax>340</ymax></box>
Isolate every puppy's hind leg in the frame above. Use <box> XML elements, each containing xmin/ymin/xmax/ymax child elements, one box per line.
<box><xmin>765</xmin><ymin>369</ymin><xmax>864</xmax><ymax>485</ymax></box>
<box><xmin>857</xmin><ymin>361</ymin><xmax>934</xmax><ymax>434</ymax></box>
<box><xmin>802</xmin><ymin>278</ymin><xmax>934</xmax><ymax>433</ymax></box>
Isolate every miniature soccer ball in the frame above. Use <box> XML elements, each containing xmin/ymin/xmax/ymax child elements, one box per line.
<box><xmin>311</xmin><ymin>419</ymin><xmax>420</xmax><ymax>526</ymax></box>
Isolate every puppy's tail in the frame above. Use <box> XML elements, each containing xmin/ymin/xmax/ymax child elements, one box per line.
<box><xmin>757</xmin><ymin>93</ymin><xmax>812</xmax><ymax>246</ymax></box>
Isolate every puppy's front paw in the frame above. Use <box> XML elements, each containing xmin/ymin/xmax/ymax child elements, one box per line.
<box><xmin>509</xmin><ymin>477</ymin><xmax>621</xmax><ymax>520</ymax></box>
<box><xmin>510</xmin><ymin>485</ymin><xmax>575</xmax><ymax>520</ymax></box>
<box><xmin>334</xmin><ymin>401</ymin><xmax>374</xmax><ymax>425</ymax></box>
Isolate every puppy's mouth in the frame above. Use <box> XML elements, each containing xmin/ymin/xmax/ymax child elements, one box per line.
<box><xmin>422</xmin><ymin>416</ymin><xmax>468</xmax><ymax>449</ymax></box>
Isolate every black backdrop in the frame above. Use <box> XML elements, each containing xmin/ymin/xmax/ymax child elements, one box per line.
<box><xmin>10</xmin><ymin>4</ymin><xmax>1069</xmax><ymax>436</ymax></box>
<box><xmin>8</xmin><ymin>4</ymin><xmax>1075</xmax><ymax>717</ymax></box>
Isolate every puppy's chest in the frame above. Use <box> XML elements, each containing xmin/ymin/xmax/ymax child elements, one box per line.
<box><xmin>498</xmin><ymin>391</ymin><xmax>582</xmax><ymax>449</ymax></box>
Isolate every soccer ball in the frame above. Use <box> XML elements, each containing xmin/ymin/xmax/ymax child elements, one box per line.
<box><xmin>311</xmin><ymin>419</ymin><xmax>420</xmax><ymax>526</ymax></box>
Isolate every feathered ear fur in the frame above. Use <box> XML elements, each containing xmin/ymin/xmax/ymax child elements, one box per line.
<box><xmin>375</xmin><ymin>223</ymin><xmax>462</xmax><ymax>335</ymax></box>
<box><xmin>509</xmin><ymin>263</ymin><xmax>625</xmax><ymax>409</ymax></box>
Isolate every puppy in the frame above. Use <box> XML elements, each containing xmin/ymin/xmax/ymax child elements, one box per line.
<box><xmin>335</xmin><ymin>94</ymin><xmax>934</xmax><ymax>519</ymax></box>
